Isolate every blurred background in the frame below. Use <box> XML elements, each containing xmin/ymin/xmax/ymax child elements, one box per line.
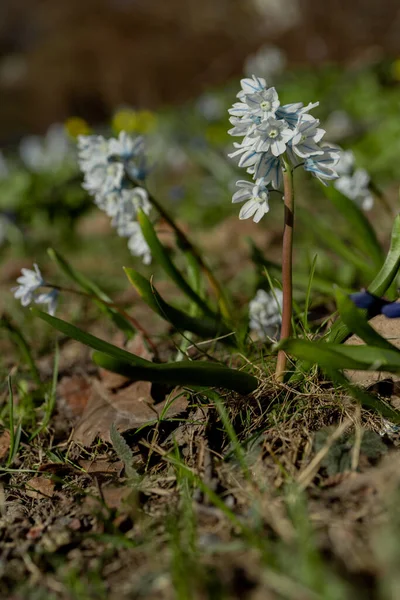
<box><xmin>1</xmin><ymin>0</ymin><xmax>400</xmax><ymax>139</ymax></box>
<box><xmin>1</xmin><ymin>0</ymin><xmax>400</xmax><ymax>327</ymax></box>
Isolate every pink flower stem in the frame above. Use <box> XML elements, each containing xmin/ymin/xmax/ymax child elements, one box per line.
<box><xmin>275</xmin><ymin>158</ymin><xmax>294</xmax><ymax>382</ymax></box>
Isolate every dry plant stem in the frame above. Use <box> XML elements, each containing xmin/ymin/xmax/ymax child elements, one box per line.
<box><xmin>275</xmin><ymin>160</ymin><xmax>294</xmax><ymax>382</ymax></box>
<box><xmin>128</xmin><ymin>175</ymin><xmax>232</xmax><ymax>320</ymax></box>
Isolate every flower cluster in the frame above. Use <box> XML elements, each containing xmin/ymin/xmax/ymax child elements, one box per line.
<box><xmin>249</xmin><ymin>288</ymin><xmax>283</xmax><ymax>340</ymax></box>
<box><xmin>77</xmin><ymin>132</ymin><xmax>152</xmax><ymax>264</ymax></box>
<box><xmin>19</xmin><ymin>124</ymin><xmax>71</xmax><ymax>173</ymax></box>
<box><xmin>13</xmin><ymin>264</ymin><xmax>59</xmax><ymax>315</ymax></box>
<box><xmin>228</xmin><ymin>75</ymin><xmax>340</xmax><ymax>221</ymax></box>
<box><xmin>334</xmin><ymin>150</ymin><xmax>373</xmax><ymax>211</ymax></box>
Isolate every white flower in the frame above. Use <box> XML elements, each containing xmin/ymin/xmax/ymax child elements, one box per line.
<box><xmin>335</xmin><ymin>149</ymin><xmax>355</xmax><ymax>177</ymax></box>
<box><xmin>227</xmin><ymin>75</ymin><xmax>336</xmax><ymax>220</ymax></box>
<box><xmin>290</xmin><ymin>114</ymin><xmax>325</xmax><ymax>158</ymax></box>
<box><xmin>244</xmin><ymin>46</ymin><xmax>286</xmax><ymax>81</ymax></box>
<box><xmin>253</xmin><ymin>117</ymin><xmax>293</xmax><ymax>156</ymax></box>
<box><xmin>334</xmin><ymin>168</ymin><xmax>374</xmax><ymax>210</ymax></box>
<box><xmin>196</xmin><ymin>93</ymin><xmax>224</xmax><ymax>121</ymax></box>
<box><xmin>276</xmin><ymin>101</ymin><xmax>319</xmax><ymax>127</ymax></box>
<box><xmin>35</xmin><ymin>289</ymin><xmax>59</xmax><ymax>316</ymax></box>
<box><xmin>253</xmin><ymin>154</ymin><xmax>283</xmax><ymax>189</ymax></box>
<box><xmin>230</xmin><ymin>87</ymin><xmax>280</xmax><ymax>121</ymax></box>
<box><xmin>110</xmin><ymin>187</ymin><xmax>151</xmax><ymax>235</ymax></box>
<box><xmin>232</xmin><ymin>179</ymin><xmax>270</xmax><ymax>223</ymax></box>
<box><xmin>237</xmin><ymin>75</ymin><xmax>267</xmax><ymax>98</ymax></box>
<box><xmin>20</xmin><ymin>124</ymin><xmax>70</xmax><ymax>172</ymax></box>
<box><xmin>249</xmin><ymin>288</ymin><xmax>283</xmax><ymax>340</ymax></box>
<box><xmin>82</xmin><ymin>161</ymin><xmax>124</xmax><ymax>196</ymax></box>
<box><xmin>108</xmin><ymin>132</ymin><xmax>145</xmax><ymax>161</ymax></box>
<box><xmin>324</xmin><ymin>110</ymin><xmax>355</xmax><ymax>142</ymax></box>
<box><xmin>304</xmin><ymin>145</ymin><xmax>340</xmax><ymax>185</ymax></box>
<box><xmin>228</xmin><ymin>116</ymin><xmax>257</xmax><ymax>137</ymax></box>
<box><xmin>77</xmin><ymin>135</ymin><xmax>109</xmax><ymax>172</ymax></box>
<box><xmin>12</xmin><ymin>263</ymin><xmax>44</xmax><ymax>307</ymax></box>
<box><xmin>127</xmin><ymin>222</ymin><xmax>152</xmax><ymax>265</ymax></box>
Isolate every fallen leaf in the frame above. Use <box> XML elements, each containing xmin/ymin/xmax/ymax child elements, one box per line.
<box><xmin>78</xmin><ymin>458</ymin><xmax>124</xmax><ymax>474</ymax></box>
<box><xmin>58</xmin><ymin>374</ymin><xmax>92</xmax><ymax>416</ymax></box>
<box><xmin>0</xmin><ymin>430</ymin><xmax>11</xmax><ymax>461</ymax></box>
<box><xmin>99</xmin><ymin>334</ymin><xmax>154</xmax><ymax>390</ymax></box>
<box><xmin>25</xmin><ymin>476</ymin><xmax>55</xmax><ymax>499</ymax></box>
<box><xmin>73</xmin><ymin>380</ymin><xmax>188</xmax><ymax>445</ymax></box>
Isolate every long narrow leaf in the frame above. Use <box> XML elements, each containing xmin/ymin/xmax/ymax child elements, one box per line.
<box><xmin>32</xmin><ymin>309</ymin><xmax>150</xmax><ymax>366</ymax></box>
<box><xmin>323</xmin><ymin>186</ymin><xmax>383</xmax><ymax>268</ymax></box>
<box><xmin>92</xmin><ymin>351</ymin><xmax>258</xmax><ymax>395</ymax></box>
<box><xmin>124</xmin><ymin>268</ymin><xmax>236</xmax><ymax>346</ymax></box>
<box><xmin>48</xmin><ymin>248</ymin><xmax>135</xmax><ymax>337</ymax></box>
<box><xmin>299</xmin><ymin>209</ymin><xmax>375</xmax><ymax>277</ymax></box>
<box><xmin>278</xmin><ymin>337</ymin><xmax>400</xmax><ymax>373</ymax></box>
<box><xmin>137</xmin><ymin>210</ymin><xmax>217</xmax><ymax>319</ymax></box>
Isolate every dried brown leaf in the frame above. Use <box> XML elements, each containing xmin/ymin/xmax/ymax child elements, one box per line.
<box><xmin>78</xmin><ymin>458</ymin><xmax>124</xmax><ymax>474</ymax></box>
<box><xmin>72</xmin><ymin>380</ymin><xmax>188</xmax><ymax>446</ymax></box>
<box><xmin>0</xmin><ymin>430</ymin><xmax>11</xmax><ymax>461</ymax></box>
<box><xmin>25</xmin><ymin>476</ymin><xmax>55</xmax><ymax>499</ymax></box>
<box><xmin>58</xmin><ymin>374</ymin><xmax>92</xmax><ymax>416</ymax></box>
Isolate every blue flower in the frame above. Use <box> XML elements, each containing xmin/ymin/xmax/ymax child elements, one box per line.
<box><xmin>349</xmin><ymin>290</ymin><xmax>399</xmax><ymax>318</ymax></box>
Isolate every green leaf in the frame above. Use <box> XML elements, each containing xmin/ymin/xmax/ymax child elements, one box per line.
<box><xmin>32</xmin><ymin>308</ymin><xmax>150</xmax><ymax>366</ymax></box>
<box><xmin>137</xmin><ymin>210</ymin><xmax>217</xmax><ymax>319</ymax></box>
<box><xmin>1</xmin><ymin>315</ymin><xmax>41</xmax><ymax>385</ymax></box>
<box><xmin>33</xmin><ymin>308</ymin><xmax>255</xmax><ymax>394</ymax></box>
<box><xmin>124</xmin><ymin>268</ymin><xmax>236</xmax><ymax>346</ymax></box>
<box><xmin>335</xmin><ymin>289</ymin><xmax>397</xmax><ymax>351</ymax></box>
<box><xmin>323</xmin><ymin>186</ymin><xmax>383</xmax><ymax>268</ymax></box>
<box><xmin>48</xmin><ymin>248</ymin><xmax>135</xmax><ymax>337</ymax></box>
<box><xmin>92</xmin><ymin>352</ymin><xmax>258</xmax><ymax>395</ymax></box>
<box><xmin>328</xmin><ymin>215</ymin><xmax>400</xmax><ymax>343</ymax></box>
<box><xmin>110</xmin><ymin>423</ymin><xmax>138</xmax><ymax>479</ymax></box>
<box><xmin>278</xmin><ymin>337</ymin><xmax>400</xmax><ymax>373</ymax></box>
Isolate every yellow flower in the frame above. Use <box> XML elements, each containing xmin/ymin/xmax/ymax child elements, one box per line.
<box><xmin>64</xmin><ymin>117</ymin><xmax>91</xmax><ymax>138</ymax></box>
<box><xmin>112</xmin><ymin>109</ymin><xmax>138</xmax><ymax>133</ymax></box>
<box><xmin>391</xmin><ymin>58</ymin><xmax>400</xmax><ymax>81</ymax></box>
<box><xmin>135</xmin><ymin>110</ymin><xmax>157</xmax><ymax>133</ymax></box>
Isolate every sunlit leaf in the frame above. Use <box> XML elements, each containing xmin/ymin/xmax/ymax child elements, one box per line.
<box><xmin>137</xmin><ymin>210</ymin><xmax>217</xmax><ymax>319</ymax></box>
<box><xmin>124</xmin><ymin>268</ymin><xmax>236</xmax><ymax>346</ymax></box>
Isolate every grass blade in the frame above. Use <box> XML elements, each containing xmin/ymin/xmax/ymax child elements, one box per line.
<box><xmin>124</xmin><ymin>268</ymin><xmax>236</xmax><ymax>346</ymax></box>
<box><xmin>323</xmin><ymin>186</ymin><xmax>384</xmax><ymax>268</ymax></box>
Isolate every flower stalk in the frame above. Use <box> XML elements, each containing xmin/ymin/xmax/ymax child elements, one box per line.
<box><xmin>275</xmin><ymin>157</ymin><xmax>294</xmax><ymax>382</ymax></box>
